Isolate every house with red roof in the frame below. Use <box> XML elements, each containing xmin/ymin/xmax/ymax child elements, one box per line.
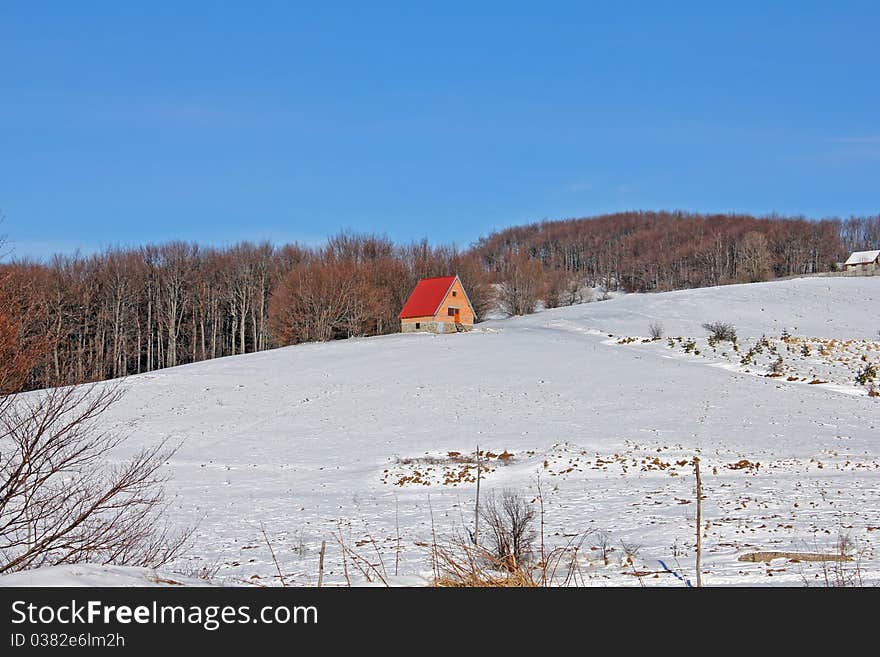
<box><xmin>398</xmin><ymin>275</ymin><xmax>476</xmax><ymax>333</ymax></box>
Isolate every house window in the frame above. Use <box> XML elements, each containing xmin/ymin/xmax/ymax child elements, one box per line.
<box><xmin>448</xmin><ymin>308</ymin><xmax>457</xmax><ymax>316</ymax></box>
<box><xmin>415</xmin><ymin>322</ymin><xmax>420</xmax><ymax>329</ymax></box>
<box><xmin>452</xmin><ymin>291</ymin><xmax>457</xmax><ymax>297</ymax></box>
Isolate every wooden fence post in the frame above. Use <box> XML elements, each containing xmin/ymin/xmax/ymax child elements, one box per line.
<box><xmin>694</xmin><ymin>456</ymin><xmax>703</xmax><ymax>588</ymax></box>
<box><xmin>474</xmin><ymin>445</ymin><xmax>481</xmax><ymax>546</ymax></box>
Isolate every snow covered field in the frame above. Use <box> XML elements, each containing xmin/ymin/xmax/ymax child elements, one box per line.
<box><xmin>0</xmin><ymin>564</ymin><xmax>213</xmax><ymax>588</ymax></box>
<box><xmin>5</xmin><ymin>277</ymin><xmax>879</xmax><ymax>586</ymax></box>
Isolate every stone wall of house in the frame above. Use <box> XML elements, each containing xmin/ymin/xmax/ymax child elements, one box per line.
<box><xmin>843</xmin><ymin>262</ymin><xmax>879</xmax><ymax>275</ymax></box>
<box><xmin>401</xmin><ymin>319</ymin><xmax>448</xmax><ymax>333</ymax></box>
<box><xmin>401</xmin><ymin>319</ymin><xmax>473</xmax><ymax>333</ymax></box>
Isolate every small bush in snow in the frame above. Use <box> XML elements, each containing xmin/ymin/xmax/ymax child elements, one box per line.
<box><xmin>480</xmin><ymin>490</ymin><xmax>537</xmax><ymax>570</ymax></box>
<box><xmin>649</xmin><ymin>322</ymin><xmax>664</xmax><ymax>340</ymax></box>
<box><xmin>856</xmin><ymin>363</ymin><xmax>877</xmax><ymax>386</ymax></box>
<box><xmin>770</xmin><ymin>356</ymin><xmax>785</xmax><ymax>375</ymax></box>
<box><xmin>702</xmin><ymin>321</ymin><xmax>737</xmax><ymax>342</ymax></box>
<box><xmin>595</xmin><ymin>531</ymin><xmax>613</xmax><ymax>566</ymax></box>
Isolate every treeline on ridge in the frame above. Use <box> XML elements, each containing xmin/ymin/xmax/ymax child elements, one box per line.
<box><xmin>1</xmin><ymin>210</ymin><xmax>878</xmax><ymax>392</ymax></box>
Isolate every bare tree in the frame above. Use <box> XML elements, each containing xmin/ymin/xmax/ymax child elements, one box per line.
<box><xmin>269</xmin><ymin>259</ymin><xmax>381</xmax><ymax>345</ymax></box>
<box><xmin>480</xmin><ymin>490</ymin><xmax>536</xmax><ymax>570</ymax></box>
<box><xmin>542</xmin><ymin>270</ymin><xmax>567</xmax><ymax>309</ymax></box>
<box><xmin>564</xmin><ymin>272</ymin><xmax>589</xmax><ymax>305</ymax></box>
<box><xmin>0</xmin><ymin>385</ymin><xmax>190</xmax><ymax>573</ymax></box>
<box><xmin>736</xmin><ymin>231</ymin><xmax>773</xmax><ymax>282</ymax></box>
<box><xmin>156</xmin><ymin>242</ymin><xmax>196</xmax><ymax>368</ymax></box>
<box><xmin>0</xmin><ymin>261</ymin><xmax>47</xmax><ymax>394</ymax></box>
<box><xmin>497</xmin><ymin>256</ymin><xmax>544</xmax><ymax>316</ymax></box>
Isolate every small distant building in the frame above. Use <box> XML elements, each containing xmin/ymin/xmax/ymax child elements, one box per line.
<box><xmin>843</xmin><ymin>250</ymin><xmax>880</xmax><ymax>273</ymax></box>
<box><xmin>399</xmin><ymin>275</ymin><xmax>476</xmax><ymax>334</ymax></box>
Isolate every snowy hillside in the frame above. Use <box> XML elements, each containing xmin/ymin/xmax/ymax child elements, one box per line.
<box><xmin>6</xmin><ymin>276</ymin><xmax>879</xmax><ymax>587</ymax></box>
<box><xmin>0</xmin><ymin>564</ymin><xmax>214</xmax><ymax>587</ymax></box>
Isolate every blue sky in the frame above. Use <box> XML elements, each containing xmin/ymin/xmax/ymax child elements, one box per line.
<box><xmin>1</xmin><ymin>2</ymin><xmax>878</xmax><ymax>259</ymax></box>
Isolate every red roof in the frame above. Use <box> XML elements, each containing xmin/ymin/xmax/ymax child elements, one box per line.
<box><xmin>398</xmin><ymin>276</ymin><xmax>457</xmax><ymax>319</ymax></box>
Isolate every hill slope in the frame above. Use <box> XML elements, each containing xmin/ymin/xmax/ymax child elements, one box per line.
<box><xmin>29</xmin><ymin>277</ymin><xmax>880</xmax><ymax>586</ymax></box>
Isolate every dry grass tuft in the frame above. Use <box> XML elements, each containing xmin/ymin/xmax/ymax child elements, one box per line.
<box><xmin>433</xmin><ymin>569</ymin><xmax>538</xmax><ymax>587</ymax></box>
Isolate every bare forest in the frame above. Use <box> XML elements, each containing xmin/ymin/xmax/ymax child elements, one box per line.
<box><xmin>1</xmin><ymin>211</ymin><xmax>878</xmax><ymax>393</ymax></box>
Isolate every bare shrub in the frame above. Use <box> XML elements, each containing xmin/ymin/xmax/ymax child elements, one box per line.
<box><xmin>620</xmin><ymin>540</ymin><xmax>643</xmax><ymax>561</ymax></box>
<box><xmin>542</xmin><ymin>271</ymin><xmax>566</xmax><ymax>309</ymax></box>
<box><xmin>432</xmin><ymin>525</ymin><xmax>592</xmax><ymax>587</ymax></box>
<box><xmin>797</xmin><ymin>531</ymin><xmax>867</xmax><ymax>588</ymax></box>
<box><xmin>621</xmin><ymin>540</ymin><xmax>646</xmax><ymax>586</ymax></box>
<box><xmin>702</xmin><ymin>321</ymin><xmax>737</xmax><ymax>342</ymax></box>
<box><xmin>770</xmin><ymin>355</ymin><xmax>785</xmax><ymax>375</ymax></box>
<box><xmin>430</xmin><ymin>480</ymin><xmax>592</xmax><ymax>587</ymax></box>
<box><xmin>0</xmin><ymin>385</ymin><xmax>190</xmax><ymax>573</ymax></box>
<box><xmin>855</xmin><ymin>363</ymin><xmax>877</xmax><ymax>386</ymax></box>
<box><xmin>480</xmin><ymin>490</ymin><xmax>536</xmax><ymax>569</ymax></box>
<box><xmin>175</xmin><ymin>559</ymin><xmax>222</xmax><ymax>581</ymax></box>
<box><xmin>819</xmin><ymin>533</ymin><xmax>866</xmax><ymax>588</ymax></box>
<box><xmin>432</xmin><ymin>539</ymin><xmax>537</xmax><ymax>587</ymax></box>
<box><xmin>595</xmin><ymin>530</ymin><xmax>613</xmax><ymax>566</ymax></box>
<box><xmin>649</xmin><ymin>322</ymin><xmax>664</xmax><ymax>340</ymax></box>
